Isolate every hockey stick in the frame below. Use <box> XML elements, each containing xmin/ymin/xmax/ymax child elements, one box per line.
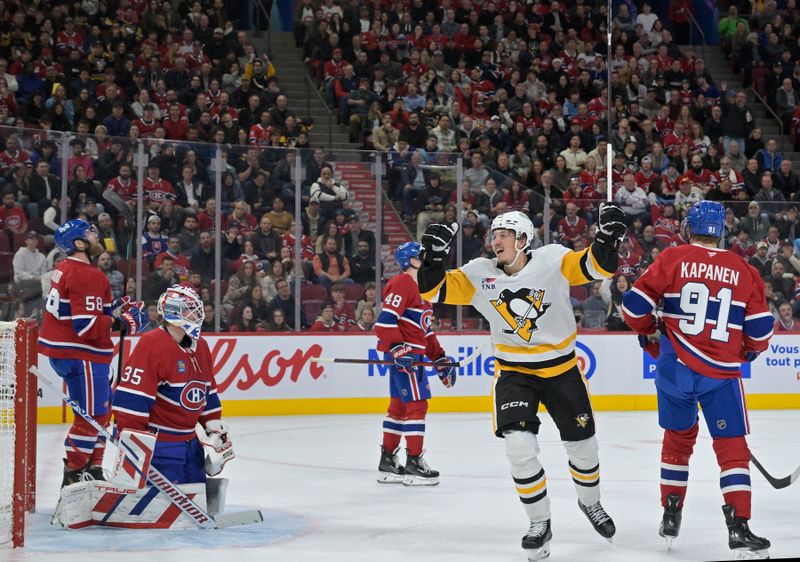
<box><xmin>750</xmin><ymin>453</ymin><xmax>800</xmax><ymax>489</ymax></box>
<box><xmin>30</xmin><ymin>366</ymin><xmax>264</xmax><ymax>529</ymax></box>
<box><xmin>312</xmin><ymin>340</ymin><xmax>491</xmax><ymax>368</ymax></box>
<box><xmin>312</xmin><ymin>357</ymin><xmax>460</xmax><ymax>367</ymax></box>
<box><xmin>102</xmin><ymin>188</ymin><xmax>136</xmax><ymax>386</ymax></box>
<box><xmin>510</xmin><ymin>289</ymin><xmax>539</xmax><ymax>336</ymax></box>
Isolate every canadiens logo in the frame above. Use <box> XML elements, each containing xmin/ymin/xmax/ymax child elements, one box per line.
<box><xmin>421</xmin><ymin>309</ymin><xmax>433</xmax><ymax>331</ymax></box>
<box><xmin>481</xmin><ymin>277</ymin><xmax>497</xmax><ymax>290</ymax></box>
<box><xmin>179</xmin><ymin>380</ymin><xmax>206</xmax><ymax>411</ymax></box>
<box><xmin>490</xmin><ymin>287</ymin><xmax>551</xmax><ymax>342</ymax></box>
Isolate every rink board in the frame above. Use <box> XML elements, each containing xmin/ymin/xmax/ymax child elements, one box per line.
<box><xmin>35</xmin><ymin>333</ymin><xmax>800</xmax><ymax>422</ymax></box>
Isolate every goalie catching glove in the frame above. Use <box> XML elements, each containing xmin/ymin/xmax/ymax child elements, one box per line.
<box><xmin>200</xmin><ymin>420</ymin><xmax>235</xmax><ymax>476</ymax></box>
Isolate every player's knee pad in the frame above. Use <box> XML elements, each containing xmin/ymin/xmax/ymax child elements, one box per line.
<box><xmin>504</xmin><ymin>430</ymin><xmax>540</xmax><ymax>468</ymax></box>
<box><xmin>562</xmin><ymin>436</ymin><xmax>598</xmax><ymax>467</ymax></box>
<box><xmin>405</xmin><ymin>399</ymin><xmax>428</xmax><ymax>420</ymax></box>
<box><xmin>712</xmin><ymin>436</ymin><xmax>750</xmax><ymax>468</ymax></box>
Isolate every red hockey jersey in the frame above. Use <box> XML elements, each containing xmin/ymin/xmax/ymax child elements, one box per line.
<box><xmin>39</xmin><ymin>257</ymin><xmax>114</xmax><ymax>362</ymax></box>
<box><xmin>113</xmin><ymin>328</ymin><xmax>222</xmax><ymax>442</ymax></box>
<box><xmin>622</xmin><ymin>245</ymin><xmax>773</xmax><ymax>378</ymax></box>
<box><xmin>375</xmin><ymin>273</ymin><xmax>444</xmax><ymax>360</ymax></box>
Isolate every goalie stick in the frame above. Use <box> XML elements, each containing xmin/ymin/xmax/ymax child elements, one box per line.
<box><xmin>101</xmin><ymin>188</ymin><xmax>136</xmax><ymax>386</ymax></box>
<box><xmin>750</xmin><ymin>453</ymin><xmax>800</xmax><ymax>490</ymax></box>
<box><xmin>30</xmin><ymin>366</ymin><xmax>263</xmax><ymax>529</ymax></box>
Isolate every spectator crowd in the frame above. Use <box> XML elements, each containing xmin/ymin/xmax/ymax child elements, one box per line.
<box><xmin>0</xmin><ymin>0</ymin><xmax>797</xmax><ymax>333</ymax></box>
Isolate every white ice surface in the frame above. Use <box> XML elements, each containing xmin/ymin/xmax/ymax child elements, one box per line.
<box><xmin>5</xmin><ymin>411</ymin><xmax>800</xmax><ymax>562</ymax></box>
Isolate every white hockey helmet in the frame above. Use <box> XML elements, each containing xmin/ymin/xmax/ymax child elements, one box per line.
<box><xmin>157</xmin><ymin>285</ymin><xmax>205</xmax><ymax>340</ymax></box>
<box><xmin>491</xmin><ymin>211</ymin><xmax>535</xmax><ymax>251</ymax></box>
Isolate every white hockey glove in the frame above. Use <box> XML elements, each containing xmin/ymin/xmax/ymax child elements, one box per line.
<box><xmin>201</xmin><ymin>420</ymin><xmax>235</xmax><ymax>477</ymax></box>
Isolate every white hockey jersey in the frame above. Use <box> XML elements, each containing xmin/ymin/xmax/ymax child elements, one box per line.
<box><xmin>420</xmin><ymin>244</ymin><xmax>613</xmax><ymax>377</ymax></box>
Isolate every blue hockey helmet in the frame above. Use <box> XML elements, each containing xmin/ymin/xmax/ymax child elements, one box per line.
<box><xmin>395</xmin><ymin>242</ymin><xmax>422</xmax><ymax>270</ymax></box>
<box><xmin>54</xmin><ymin>219</ymin><xmax>95</xmax><ymax>255</ymax></box>
<box><xmin>687</xmin><ymin>201</ymin><xmax>725</xmax><ymax>239</ymax></box>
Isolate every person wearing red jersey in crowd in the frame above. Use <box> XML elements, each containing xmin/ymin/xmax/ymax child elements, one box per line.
<box><xmin>154</xmin><ymin>235</ymin><xmax>191</xmax><ymax>282</ymax></box>
<box><xmin>0</xmin><ymin>135</ymin><xmax>31</xmax><ymax>175</ymax></box>
<box><xmin>558</xmin><ymin>202</ymin><xmax>589</xmax><ymax>246</ymax></box>
<box><xmin>163</xmin><ymin>104</ymin><xmax>190</xmax><ymax>140</ymax></box>
<box><xmin>330</xmin><ymin>283</ymin><xmax>356</xmax><ymax>329</ymax></box>
<box><xmin>0</xmin><ymin>189</ymin><xmax>28</xmax><ymax>234</ymax></box>
<box><xmin>40</xmin><ymin>219</ymin><xmax>147</xmax><ymax>487</ymax></box>
<box><xmin>224</xmin><ymin>200</ymin><xmax>258</xmax><ymax>234</ymax></box>
<box><xmin>143</xmin><ymin>162</ymin><xmax>177</xmax><ymax>209</ymax></box>
<box><xmin>375</xmin><ymin>242</ymin><xmax>455</xmax><ymax>486</ymax></box>
<box><xmin>106</xmin><ymin>162</ymin><xmax>137</xmax><ymax>201</ymax></box>
<box><xmin>113</xmin><ymin>285</ymin><xmax>233</xmax><ymax>484</ymax></box>
<box><xmin>308</xmin><ymin>301</ymin><xmax>340</xmax><ymax>333</ymax></box>
<box><xmin>773</xmin><ymin>301</ymin><xmax>799</xmax><ymax>332</ymax></box>
<box><xmin>248</xmin><ymin>110</ymin><xmax>275</xmax><ymax>147</ymax></box>
<box><xmin>622</xmin><ymin>201</ymin><xmax>773</xmax><ymax>558</ymax></box>
<box><xmin>348</xmin><ymin>306</ymin><xmax>375</xmax><ymax>332</ymax></box>
<box><xmin>133</xmin><ymin>104</ymin><xmax>160</xmax><ymax>138</ymax></box>
<box><xmin>682</xmin><ymin>154</ymin><xmax>715</xmax><ymax>191</ymax></box>
<box><xmin>652</xmin><ymin>203</ymin><xmax>680</xmax><ymax>245</ymax></box>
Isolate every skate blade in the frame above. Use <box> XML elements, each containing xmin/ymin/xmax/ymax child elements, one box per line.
<box><xmin>525</xmin><ymin>543</ymin><xmax>551</xmax><ymax>561</ymax></box>
<box><xmin>377</xmin><ymin>472</ymin><xmax>405</xmax><ymax>484</ymax></box>
<box><xmin>402</xmin><ymin>475</ymin><xmax>440</xmax><ymax>486</ymax></box>
<box><xmin>734</xmin><ymin>547</ymin><xmax>770</xmax><ymax>560</ymax></box>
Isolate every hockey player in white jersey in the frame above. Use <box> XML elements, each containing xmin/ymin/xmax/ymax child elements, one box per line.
<box><xmin>417</xmin><ymin>206</ymin><xmax>626</xmax><ymax>561</ymax></box>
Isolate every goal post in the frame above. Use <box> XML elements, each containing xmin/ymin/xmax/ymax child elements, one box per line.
<box><xmin>0</xmin><ymin>319</ymin><xmax>38</xmax><ymax>548</ymax></box>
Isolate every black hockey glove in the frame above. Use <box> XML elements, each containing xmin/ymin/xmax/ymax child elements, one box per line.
<box><xmin>421</xmin><ymin>222</ymin><xmax>458</xmax><ymax>264</ymax></box>
<box><xmin>595</xmin><ymin>202</ymin><xmax>626</xmax><ymax>250</ymax></box>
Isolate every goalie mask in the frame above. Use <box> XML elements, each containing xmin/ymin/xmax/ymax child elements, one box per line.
<box><xmin>157</xmin><ymin>285</ymin><xmax>205</xmax><ymax>340</ymax></box>
<box><xmin>491</xmin><ymin>211</ymin><xmax>534</xmax><ymax>266</ymax></box>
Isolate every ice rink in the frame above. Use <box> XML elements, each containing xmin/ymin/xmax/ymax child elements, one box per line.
<box><xmin>7</xmin><ymin>410</ymin><xmax>800</xmax><ymax>562</ymax></box>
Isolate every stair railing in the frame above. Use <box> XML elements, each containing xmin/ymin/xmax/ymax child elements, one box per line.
<box><xmin>252</xmin><ymin>0</ymin><xmax>272</xmax><ymax>57</ymax></box>
<box><xmin>749</xmin><ymin>87</ymin><xmax>785</xmax><ymax>137</ymax></box>
<box><xmin>305</xmin><ymin>74</ymin><xmax>333</xmax><ymax>149</ymax></box>
<box><xmin>686</xmin><ymin>9</ymin><xmax>706</xmax><ymax>62</ymax></box>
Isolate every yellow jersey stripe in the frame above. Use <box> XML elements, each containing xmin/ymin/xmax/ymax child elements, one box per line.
<box><xmin>560</xmin><ymin>248</ymin><xmax>593</xmax><ymax>285</ymax></box>
<box><xmin>419</xmin><ymin>269</ymin><xmax>476</xmax><ymax>305</ymax></box>
<box><xmin>516</xmin><ymin>479</ymin><xmax>547</xmax><ymax>495</ymax></box>
<box><xmin>569</xmin><ymin>468</ymin><xmax>599</xmax><ymax>482</ymax></box>
<box><xmin>495</xmin><ymin>331</ymin><xmax>577</xmax><ymax>355</ymax></box>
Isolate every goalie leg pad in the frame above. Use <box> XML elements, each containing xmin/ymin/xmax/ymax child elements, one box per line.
<box><xmin>58</xmin><ymin>481</ymin><xmax>209</xmax><ymax>529</ymax></box>
<box><xmin>563</xmin><ymin>436</ymin><xmax>601</xmax><ymax>507</ymax></box>
<box><xmin>504</xmin><ymin>430</ymin><xmax>550</xmax><ymax>522</ymax></box>
<box><xmin>112</xmin><ymin>429</ymin><xmax>157</xmax><ymax>489</ymax></box>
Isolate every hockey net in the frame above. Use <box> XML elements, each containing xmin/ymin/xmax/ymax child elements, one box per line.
<box><xmin>0</xmin><ymin>319</ymin><xmax>37</xmax><ymax>548</ymax></box>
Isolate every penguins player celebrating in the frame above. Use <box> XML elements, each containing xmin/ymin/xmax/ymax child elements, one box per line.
<box><xmin>417</xmin><ymin>205</ymin><xmax>626</xmax><ymax>561</ymax></box>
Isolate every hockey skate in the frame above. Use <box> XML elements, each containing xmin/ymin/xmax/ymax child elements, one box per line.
<box><xmin>578</xmin><ymin>500</ymin><xmax>616</xmax><ymax>542</ymax></box>
<box><xmin>522</xmin><ymin>520</ymin><xmax>552</xmax><ymax>561</ymax></box>
<box><xmin>722</xmin><ymin>505</ymin><xmax>770</xmax><ymax>560</ymax></box>
<box><xmin>403</xmin><ymin>451</ymin><xmax>439</xmax><ymax>486</ymax></box>
<box><xmin>659</xmin><ymin>494</ymin><xmax>682</xmax><ymax>550</ymax></box>
<box><xmin>377</xmin><ymin>447</ymin><xmax>405</xmax><ymax>484</ymax></box>
<box><xmin>61</xmin><ymin>459</ymin><xmax>84</xmax><ymax>488</ymax></box>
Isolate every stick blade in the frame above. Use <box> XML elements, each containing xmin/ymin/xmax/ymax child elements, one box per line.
<box><xmin>214</xmin><ymin>510</ymin><xmax>264</xmax><ymax>528</ymax></box>
<box><xmin>102</xmin><ymin>188</ymin><xmax>136</xmax><ymax>225</ymax></box>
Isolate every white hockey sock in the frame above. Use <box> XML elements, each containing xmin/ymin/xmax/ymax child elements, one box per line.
<box><xmin>563</xmin><ymin>436</ymin><xmax>601</xmax><ymax>506</ymax></box>
<box><xmin>504</xmin><ymin>430</ymin><xmax>550</xmax><ymax>522</ymax></box>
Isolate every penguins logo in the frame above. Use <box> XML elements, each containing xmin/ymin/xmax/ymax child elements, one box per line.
<box><xmin>491</xmin><ymin>287</ymin><xmax>551</xmax><ymax>342</ymax></box>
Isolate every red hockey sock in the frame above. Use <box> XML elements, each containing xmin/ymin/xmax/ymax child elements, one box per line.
<box><xmin>713</xmin><ymin>436</ymin><xmax>752</xmax><ymax>519</ymax></box>
<box><xmin>403</xmin><ymin>400</ymin><xmax>428</xmax><ymax>457</ymax></box>
<box><xmin>65</xmin><ymin>416</ymin><xmax>103</xmax><ymax>471</ymax></box>
<box><xmin>88</xmin><ymin>412</ymin><xmax>111</xmax><ymax>467</ymax></box>
<box><xmin>382</xmin><ymin>398</ymin><xmax>405</xmax><ymax>452</ymax></box>
<box><xmin>660</xmin><ymin>424</ymin><xmax>698</xmax><ymax>508</ymax></box>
